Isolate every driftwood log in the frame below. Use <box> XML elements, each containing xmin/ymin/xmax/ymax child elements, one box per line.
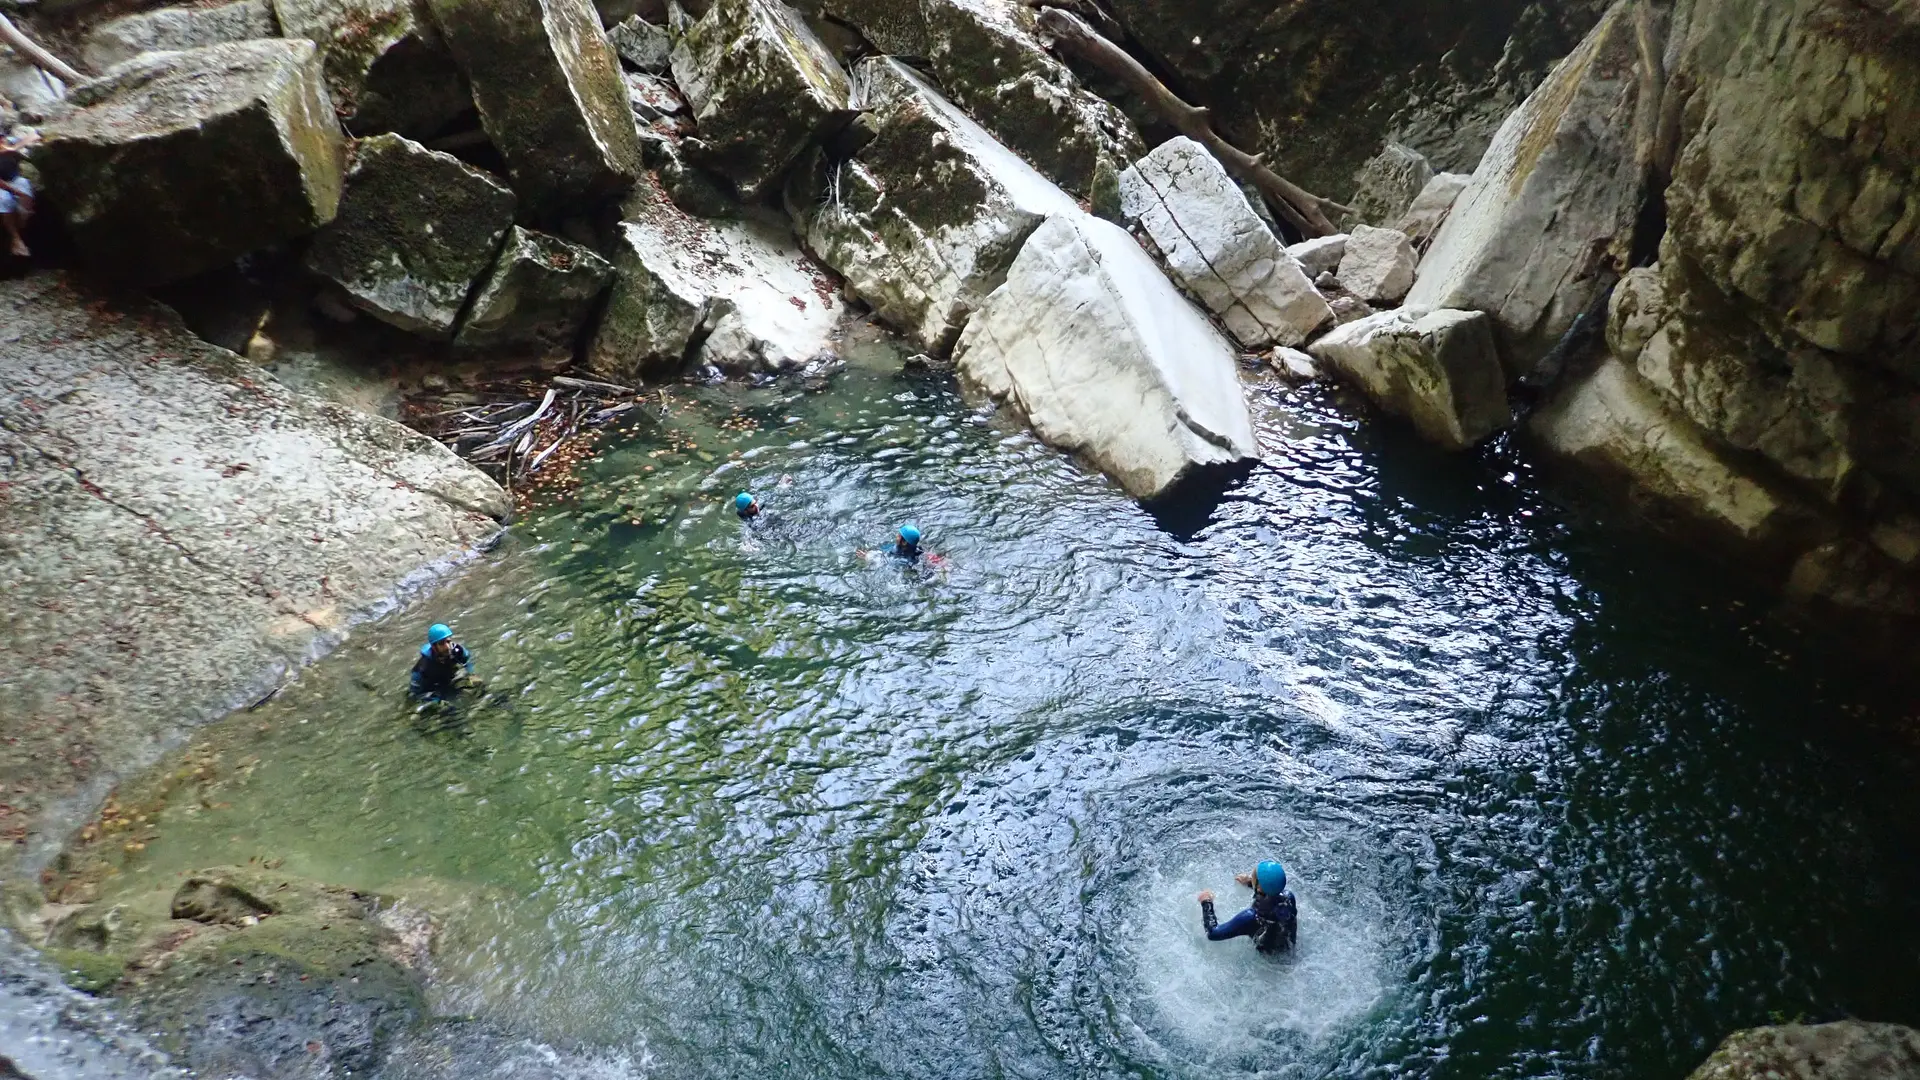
<box><xmin>1034</xmin><ymin>6</ymin><xmax>1349</xmax><ymax>237</ymax></box>
<box><xmin>0</xmin><ymin>13</ymin><xmax>83</xmax><ymax>87</ymax></box>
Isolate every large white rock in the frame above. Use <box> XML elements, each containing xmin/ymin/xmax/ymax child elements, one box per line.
<box><xmin>1405</xmin><ymin>0</ymin><xmax>1656</xmax><ymax>376</ymax></box>
<box><xmin>1307</xmin><ymin>307</ymin><xmax>1508</xmax><ymax>450</ymax></box>
<box><xmin>1118</xmin><ymin>136</ymin><xmax>1332</xmax><ymax>348</ymax></box>
<box><xmin>1396</xmin><ymin>171</ymin><xmax>1470</xmax><ymax>248</ymax></box>
<box><xmin>1337</xmin><ymin>223</ymin><xmax>1418</xmax><ymax>304</ymax></box>
<box><xmin>590</xmin><ymin>193</ymin><xmax>845</xmax><ymax>378</ymax></box>
<box><xmin>953</xmin><ymin>213</ymin><xmax>1259</xmax><ymax>500</ymax></box>
<box><xmin>1286</xmin><ymin>234</ymin><xmax>1347</xmax><ymax>279</ymax></box>
<box><xmin>788</xmin><ymin>57</ymin><xmax>1079</xmax><ymax>356</ymax></box>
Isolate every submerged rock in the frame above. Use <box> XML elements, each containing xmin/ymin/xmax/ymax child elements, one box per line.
<box><xmin>1406</xmin><ymin>0</ymin><xmax>1655</xmax><ymax>376</ymax></box>
<box><xmin>305</xmin><ymin>133</ymin><xmax>516</xmax><ymax>338</ymax></box>
<box><xmin>591</xmin><ymin>188</ymin><xmax>844</xmax><ymax>378</ymax></box>
<box><xmin>1119</xmin><ymin>136</ymin><xmax>1333</xmax><ymax>349</ymax></box>
<box><xmin>456</xmin><ymin>226</ymin><xmax>615</xmax><ymax>356</ymax></box>
<box><xmin>0</xmin><ymin>274</ymin><xmax>505</xmax><ymax>877</ymax></box>
<box><xmin>37</xmin><ymin>40</ymin><xmax>345</xmax><ymax>287</ymax></box>
<box><xmin>428</xmin><ymin>0</ymin><xmax>641</xmax><ymax>211</ymax></box>
<box><xmin>1337</xmin><ymin>224</ymin><xmax>1418</xmax><ymax>305</ymax></box>
<box><xmin>80</xmin><ymin>0</ymin><xmax>277</xmax><ymax>72</ymax></box>
<box><xmin>670</xmin><ymin>0</ymin><xmax>855</xmax><ymax>200</ymax></box>
<box><xmin>1308</xmin><ymin>306</ymin><xmax>1508</xmax><ymax>450</ymax></box>
<box><xmin>273</xmin><ymin>0</ymin><xmax>473</xmax><ymax>139</ymax></box>
<box><xmin>953</xmin><ymin>213</ymin><xmax>1259</xmax><ymax>501</ymax></box>
<box><xmin>788</xmin><ymin>56</ymin><xmax>1078</xmax><ymax>356</ymax></box>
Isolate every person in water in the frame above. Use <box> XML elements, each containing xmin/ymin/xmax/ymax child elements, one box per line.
<box><xmin>735</xmin><ymin>491</ymin><xmax>761</xmax><ymax>520</ymax></box>
<box><xmin>1198</xmin><ymin>860</ymin><xmax>1297</xmax><ymax>953</ymax></box>
<box><xmin>410</xmin><ymin>623</ymin><xmax>473</xmax><ymax>698</ymax></box>
<box><xmin>889</xmin><ymin>523</ymin><xmax>923</xmax><ymax>561</ymax></box>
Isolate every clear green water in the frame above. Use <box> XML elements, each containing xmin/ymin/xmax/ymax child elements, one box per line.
<box><xmin>90</xmin><ymin>351</ymin><xmax>1920</xmax><ymax>1079</ymax></box>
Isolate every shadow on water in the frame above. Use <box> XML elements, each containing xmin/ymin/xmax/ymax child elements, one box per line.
<box><xmin>46</xmin><ymin>368</ymin><xmax>1920</xmax><ymax>1080</ymax></box>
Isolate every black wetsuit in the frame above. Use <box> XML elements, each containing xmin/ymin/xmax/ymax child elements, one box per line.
<box><xmin>890</xmin><ymin>539</ymin><xmax>922</xmax><ymax>562</ymax></box>
<box><xmin>1201</xmin><ymin>889</ymin><xmax>1298</xmax><ymax>953</ymax></box>
<box><xmin>411</xmin><ymin>644</ymin><xmax>472</xmax><ymax>696</ymax></box>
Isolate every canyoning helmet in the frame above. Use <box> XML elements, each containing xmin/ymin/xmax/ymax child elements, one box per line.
<box><xmin>736</xmin><ymin>492</ymin><xmax>756</xmax><ymax>511</ymax></box>
<box><xmin>899</xmin><ymin>524</ymin><xmax>922</xmax><ymax>545</ymax></box>
<box><xmin>427</xmin><ymin>623</ymin><xmax>454</xmax><ymax>644</ymax></box>
<box><xmin>1256</xmin><ymin>861</ymin><xmax>1287</xmax><ymax>894</ymax></box>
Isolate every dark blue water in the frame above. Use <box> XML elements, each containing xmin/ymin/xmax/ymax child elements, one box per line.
<box><xmin>77</xmin><ymin>354</ymin><xmax>1920</xmax><ymax>1080</ymax></box>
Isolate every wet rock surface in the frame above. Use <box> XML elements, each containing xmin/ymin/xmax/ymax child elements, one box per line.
<box><xmin>0</xmin><ymin>274</ymin><xmax>506</xmax><ymax>880</ymax></box>
<box><xmin>1687</xmin><ymin>1021</ymin><xmax>1920</xmax><ymax>1079</ymax></box>
<box><xmin>954</xmin><ymin>212</ymin><xmax>1258</xmax><ymax>501</ymax></box>
<box><xmin>305</xmin><ymin>132</ymin><xmax>516</xmax><ymax>338</ymax></box>
<box><xmin>273</xmin><ymin>0</ymin><xmax>472</xmax><ymax>138</ymax></box>
<box><xmin>788</xmin><ymin>56</ymin><xmax>1078</xmax><ymax>357</ymax></box>
<box><xmin>36</xmin><ymin>39</ymin><xmax>345</xmax><ymax>287</ymax></box>
<box><xmin>1118</xmin><ymin>136</ymin><xmax>1332</xmax><ymax>349</ymax></box>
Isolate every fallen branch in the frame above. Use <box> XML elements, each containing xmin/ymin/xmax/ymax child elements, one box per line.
<box><xmin>552</xmin><ymin>375</ymin><xmax>638</xmax><ymax>395</ymax></box>
<box><xmin>0</xmin><ymin>13</ymin><xmax>83</xmax><ymax>87</ymax></box>
<box><xmin>1034</xmin><ymin>7</ymin><xmax>1349</xmax><ymax>237</ymax></box>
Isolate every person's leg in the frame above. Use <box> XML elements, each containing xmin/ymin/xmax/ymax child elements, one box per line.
<box><xmin>0</xmin><ymin>189</ymin><xmax>25</xmax><ymax>257</ymax></box>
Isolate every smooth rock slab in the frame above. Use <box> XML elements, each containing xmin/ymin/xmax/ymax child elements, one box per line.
<box><xmin>456</xmin><ymin>226</ymin><xmax>615</xmax><ymax>355</ymax></box>
<box><xmin>954</xmin><ymin>213</ymin><xmax>1259</xmax><ymax>501</ymax></box>
<box><xmin>789</xmin><ymin>56</ymin><xmax>1079</xmax><ymax>356</ymax></box>
<box><xmin>37</xmin><ymin>40</ymin><xmax>344</xmax><ymax>287</ymax></box>
<box><xmin>670</xmin><ymin>0</ymin><xmax>855</xmax><ymax>200</ymax></box>
<box><xmin>429</xmin><ymin>0</ymin><xmax>640</xmax><ymax>211</ymax></box>
<box><xmin>0</xmin><ymin>274</ymin><xmax>505</xmax><ymax>877</ymax></box>
<box><xmin>1119</xmin><ymin>136</ymin><xmax>1332</xmax><ymax>349</ymax></box>
<box><xmin>81</xmin><ymin>0</ymin><xmax>277</xmax><ymax>73</ymax></box>
<box><xmin>590</xmin><ymin>189</ymin><xmax>844</xmax><ymax>377</ymax></box>
<box><xmin>1337</xmin><ymin>223</ymin><xmax>1418</xmax><ymax>305</ymax></box>
<box><xmin>1308</xmin><ymin>306</ymin><xmax>1508</xmax><ymax>450</ymax></box>
<box><xmin>306</xmin><ymin>133</ymin><xmax>516</xmax><ymax>338</ymax></box>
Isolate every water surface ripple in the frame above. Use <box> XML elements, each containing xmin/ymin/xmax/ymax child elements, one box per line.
<box><xmin>89</xmin><ymin>362</ymin><xmax>1920</xmax><ymax>1079</ymax></box>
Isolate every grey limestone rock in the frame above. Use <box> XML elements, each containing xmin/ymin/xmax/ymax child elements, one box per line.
<box><xmin>305</xmin><ymin>133</ymin><xmax>516</xmax><ymax>338</ymax></box>
<box><xmin>607</xmin><ymin>13</ymin><xmax>671</xmax><ymax>71</ymax></box>
<box><xmin>1396</xmin><ymin>171</ymin><xmax>1470</xmax><ymax>248</ymax></box>
<box><xmin>81</xmin><ymin>0</ymin><xmax>278</xmax><ymax>72</ymax></box>
<box><xmin>1338</xmin><ymin>223</ymin><xmax>1418</xmax><ymax>305</ymax></box>
<box><xmin>1308</xmin><ymin>306</ymin><xmax>1508</xmax><ymax>450</ymax></box>
<box><xmin>272</xmin><ymin>0</ymin><xmax>473</xmax><ymax>139</ymax></box>
<box><xmin>37</xmin><ymin>40</ymin><xmax>345</xmax><ymax>287</ymax></box>
<box><xmin>456</xmin><ymin>226</ymin><xmax>615</xmax><ymax>356</ymax></box>
<box><xmin>1288</xmin><ymin>234</ymin><xmax>1348</xmax><ymax>279</ymax></box>
<box><xmin>1348</xmin><ymin>141</ymin><xmax>1433</xmax><ymax>226</ymax></box>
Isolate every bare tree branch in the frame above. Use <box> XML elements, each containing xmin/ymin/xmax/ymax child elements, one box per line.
<box><xmin>0</xmin><ymin>13</ymin><xmax>83</xmax><ymax>88</ymax></box>
<box><xmin>1034</xmin><ymin>6</ymin><xmax>1350</xmax><ymax>237</ymax></box>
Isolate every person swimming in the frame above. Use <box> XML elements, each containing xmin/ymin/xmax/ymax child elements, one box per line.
<box><xmin>409</xmin><ymin>623</ymin><xmax>473</xmax><ymax>699</ymax></box>
<box><xmin>889</xmin><ymin>523</ymin><xmax>922</xmax><ymax>561</ymax></box>
<box><xmin>1198</xmin><ymin>860</ymin><xmax>1297</xmax><ymax>954</ymax></box>
<box><xmin>735</xmin><ymin>491</ymin><xmax>761</xmax><ymax>520</ymax></box>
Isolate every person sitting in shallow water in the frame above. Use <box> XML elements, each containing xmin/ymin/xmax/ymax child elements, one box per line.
<box><xmin>1198</xmin><ymin>860</ymin><xmax>1297</xmax><ymax>954</ymax></box>
<box><xmin>410</xmin><ymin>623</ymin><xmax>473</xmax><ymax>698</ymax></box>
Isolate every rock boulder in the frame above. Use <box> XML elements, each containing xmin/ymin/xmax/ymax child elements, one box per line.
<box><xmin>608</xmin><ymin>13</ymin><xmax>671</xmax><ymax>72</ymax></box>
<box><xmin>305</xmin><ymin>133</ymin><xmax>515</xmax><ymax>338</ymax></box>
<box><xmin>788</xmin><ymin>57</ymin><xmax>1079</xmax><ymax>356</ymax></box>
<box><xmin>81</xmin><ymin>0</ymin><xmax>277</xmax><ymax>72</ymax></box>
<box><xmin>1396</xmin><ymin>171</ymin><xmax>1470</xmax><ymax>248</ymax></box>
<box><xmin>1405</xmin><ymin>0</ymin><xmax>1656</xmax><ymax>376</ymax></box>
<box><xmin>670</xmin><ymin>0</ymin><xmax>855</xmax><ymax>200</ymax></box>
<box><xmin>1308</xmin><ymin>306</ymin><xmax>1508</xmax><ymax>450</ymax></box>
<box><xmin>428</xmin><ymin>0</ymin><xmax>640</xmax><ymax>211</ymax></box>
<box><xmin>1687</xmin><ymin>1021</ymin><xmax>1920</xmax><ymax>1080</ymax></box>
<box><xmin>591</xmin><ymin>189</ymin><xmax>844</xmax><ymax>378</ymax></box>
<box><xmin>37</xmin><ymin>40</ymin><xmax>345</xmax><ymax>287</ymax></box>
<box><xmin>953</xmin><ymin>213</ymin><xmax>1259</xmax><ymax>500</ymax></box>
<box><xmin>1119</xmin><ymin>136</ymin><xmax>1333</xmax><ymax>349</ymax></box>
<box><xmin>1338</xmin><ymin>223</ymin><xmax>1418</xmax><ymax>305</ymax></box>
<box><xmin>272</xmin><ymin>0</ymin><xmax>473</xmax><ymax>139</ymax></box>
<box><xmin>1348</xmin><ymin>141</ymin><xmax>1433</xmax><ymax>226</ymax></box>
<box><xmin>456</xmin><ymin>226</ymin><xmax>615</xmax><ymax>355</ymax></box>
<box><xmin>1287</xmin><ymin>234</ymin><xmax>1348</xmax><ymax>279</ymax></box>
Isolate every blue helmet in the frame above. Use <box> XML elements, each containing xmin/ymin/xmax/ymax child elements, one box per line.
<box><xmin>1256</xmin><ymin>861</ymin><xmax>1286</xmax><ymax>894</ymax></box>
<box><xmin>736</xmin><ymin>492</ymin><xmax>755</xmax><ymax>511</ymax></box>
<box><xmin>899</xmin><ymin>524</ymin><xmax>922</xmax><ymax>544</ymax></box>
<box><xmin>427</xmin><ymin>623</ymin><xmax>453</xmax><ymax>644</ymax></box>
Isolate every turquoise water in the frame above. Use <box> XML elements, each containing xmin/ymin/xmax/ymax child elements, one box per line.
<box><xmin>82</xmin><ymin>350</ymin><xmax>1920</xmax><ymax>1079</ymax></box>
